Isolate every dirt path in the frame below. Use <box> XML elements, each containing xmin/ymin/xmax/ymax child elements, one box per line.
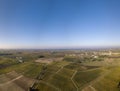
<box><xmin>0</xmin><ymin>75</ymin><xmax>23</xmax><ymax>86</ymax></box>
<box><xmin>82</xmin><ymin>69</ymin><xmax>111</xmax><ymax>91</ymax></box>
<box><xmin>56</xmin><ymin>66</ymin><xmax>63</xmax><ymax>73</ymax></box>
<box><xmin>40</xmin><ymin>80</ymin><xmax>61</xmax><ymax>91</ymax></box>
<box><xmin>0</xmin><ymin>75</ymin><xmax>25</xmax><ymax>91</ymax></box>
<box><xmin>80</xmin><ymin>67</ymin><xmax>101</xmax><ymax>72</ymax></box>
<box><xmin>89</xmin><ymin>85</ymin><xmax>96</xmax><ymax>91</ymax></box>
<box><xmin>82</xmin><ymin>85</ymin><xmax>96</xmax><ymax>91</ymax></box>
<box><xmin>71</xmin><ymin>70</ymin><xmax>79</xmax><ymax>91</ymax></box>
<box><xmin>36</xmin><ymin>65</ymin><xmax>65</xmax><ymax>91</ymax></box>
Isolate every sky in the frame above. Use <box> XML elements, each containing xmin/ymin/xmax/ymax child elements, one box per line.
<box><xmin>0</xmin><ymin>0</ymin><xmax>120</xmax><ymax>49</ymax></box>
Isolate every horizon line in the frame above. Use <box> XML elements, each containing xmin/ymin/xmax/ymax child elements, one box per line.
<box><xmin>0</xmin><ymin>46</ymin><xmax>120</xmax><ymax>50</ymax></box>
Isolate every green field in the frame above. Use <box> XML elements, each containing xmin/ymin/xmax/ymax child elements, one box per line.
<box><xmin>57</xmin><ymin>68</ymin><xmax>74</xmax><ymax>78</ymax></box>
<box><xmin>93</xmin><ymin>66</ymin><xmax>120</xmax><ymax>91</ymax></box>
<box><xmin>74</xmin><ymin>69</ymin><xmax>102</xmax><ymax>89</ymax></box>
<box><xmin>47</xmin><ymin>73</ymin><xmax>76</xmax><ymax>91</ymax></box>
<box><xmin>36</xmin><ymin>82</ymin><xmax>57</xmax><ymax>91</ymax></box>
<box><xmin>1</xmin><ymin>51</ymin><xmax>120</xmax><ymax>91</ymax></box>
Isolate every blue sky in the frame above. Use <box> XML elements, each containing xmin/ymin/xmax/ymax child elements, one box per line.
<box><xmin>0</xmin><ymin>0</ymin><xmax>120</xmax><ymax>49</ymax></box>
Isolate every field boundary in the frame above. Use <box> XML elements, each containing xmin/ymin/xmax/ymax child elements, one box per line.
<box><xmin>71</xmin><ymin>70</ymin><xmax>79</xmax><ymax>91</ymax></box>
<box><xmin>40</xmin><ymin>80</ymin><xmax>61</xmax><ymax>91</ymax></box>
<box><xmin>0</xmin><ymin>75</ymin><xmax>23</xmax><ymax>86</ymax></box>
<box><xmin>81</xmin><ymin>69</ymin><xmax>111</xmax><ymax>91</ymax></box>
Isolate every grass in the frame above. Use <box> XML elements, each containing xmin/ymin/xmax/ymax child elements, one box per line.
<box><xmin>36</xmin><ymin>61</ymin><xmax>102</xmax><ymax>91</ymax></box>
<box><xmin>50</xmin><ymin>61</ymin><xmax>70</xmax><ymax>67</ymax></box>
<box><xmin>74</xmin><ymin>69</ymin><xmax>102</xmax><ymax>89</ymax></box>
<box><xmin>64</xmin><ymin>62</ymin><xmax>99</xmax><ymax>71</ymax></box>
<box><xmin>57</xmin><ymin>68</ymin><xmax>74</xmax><ymax>78</ymax></box>
<box><xmin>0</xmin><ymin>62</ymin><xmax>30</xmax><ymax>74</ymax></box>
<box><xmin>0</xmin><ymin>62</ymin><xmax>43</xmax><ymax>79</ymax></box>
<box><xmin>64</xmin><ymin>62</ymin><xmax>85</xmax><ymax>70</ymax></box>
<box><xmin>42</xmin><ymin>63</ymin><xmax>61</xmax><ymax>81</ymax></box>
<box><xmin>37</xmin><ymin>82</ymin><xmax>57</xmax><ymax>91</ymax></box>
<box><xmin>47</xmin><ymin>73</ymin><xmax>76</xmax><ymax>91</ymax></box>
<box><xmin>23</xmin><ymin>63</ymin><xmax>42</xmax><ymax>78</ymax></box>
<box><xmin>37</xmin><ymin>61</ymin><xmax>76</xmax><ymax>91</ymax></box>
<box><xmin>93</xmin><ymin>66</ymin><xmax>120</xmax><ymax>91</ymax></box>
<box><xmin>46</xmin><ymin>65</ymin><xmax>60</xmax><ymax>73</ymax></box>
<box><xmin>1</xmin><ymin>53</ymin><xmax>120</xmax><ymax>91</ymax></box>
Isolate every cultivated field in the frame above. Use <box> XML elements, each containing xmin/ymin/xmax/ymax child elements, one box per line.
<box><xmin>0</xmin><ymin>50</ymin><xmax>120</xmax><ymax>91</ymax></box>
<box><xmin>0</xmin><ymin>71</ymin><xmax>34</xmax><ymax>91</ymax></box>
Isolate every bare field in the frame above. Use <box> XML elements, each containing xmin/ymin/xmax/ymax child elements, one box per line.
<box><xmin>35</xmin><ymin>57</ymin><xmax>63</xmax><ymax>64</ymax></box>
<box><xmin>0</xmin><ymin>71</ymin><xmax>34</xmax><ymax>91</ymax></box>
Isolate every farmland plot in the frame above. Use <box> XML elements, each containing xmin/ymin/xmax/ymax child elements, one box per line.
<box><xmin>0</xmin><ymin>71</ymin><xmax>34</xmax><ymax>91</ymax></box>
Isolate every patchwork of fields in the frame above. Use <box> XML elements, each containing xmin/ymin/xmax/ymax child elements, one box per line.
<box><xmin>35</xmin><ymin>61</ymin><xmax>103</xmax><ymax>91</ymax></box>
<box><xmin>0</xmin><ymin>71</ymin><xmax>34</xmax><ymax>91</ymax></box>
<box><xmin>1</xmin><ymin>51</ymin><xmax>120</xmax><ymax>91</ymax></box>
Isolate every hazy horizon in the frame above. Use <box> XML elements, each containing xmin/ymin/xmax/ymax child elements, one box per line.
<box><xmin>0</xmin><ymin>0</ymin><xmax>120</xmax><ymax>49</ymax></box>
